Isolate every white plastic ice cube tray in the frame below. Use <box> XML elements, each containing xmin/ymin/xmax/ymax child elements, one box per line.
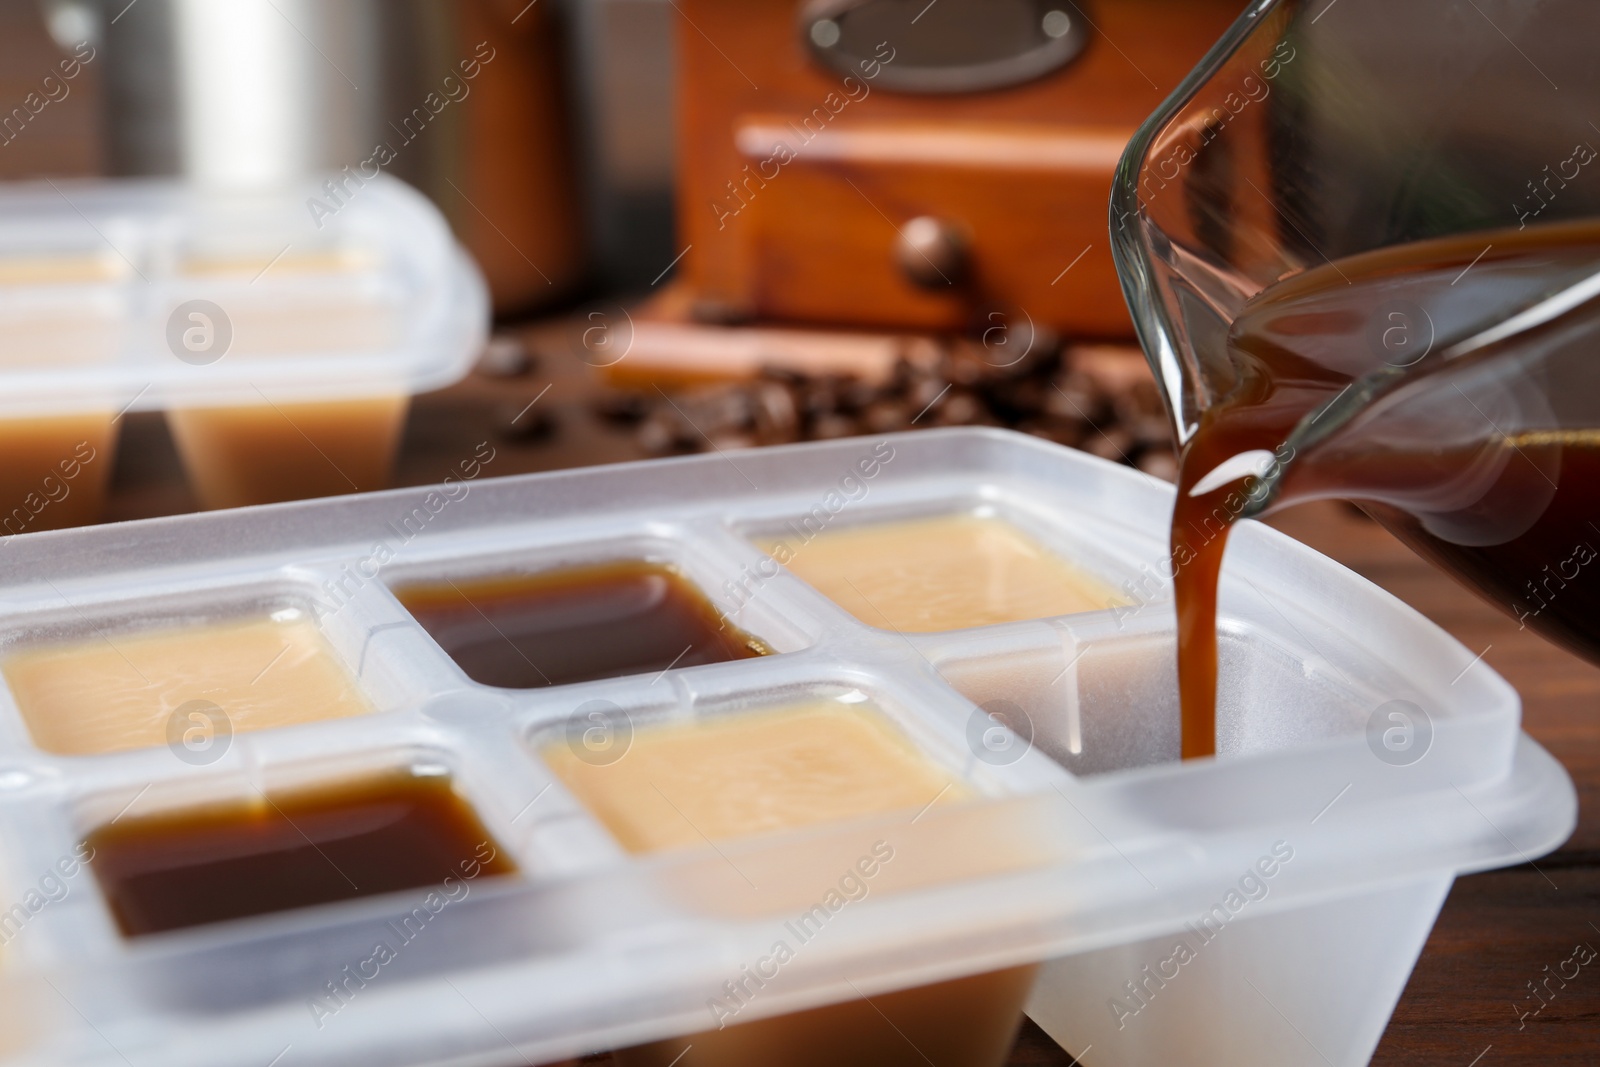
<box><xmin>0</xmin><ymin>174</ymin><xmax>486</xmax><ymax>415</ymax></box>
<box><xmin>0</xmin><ymin>429</ymin><xmax>1573</xmax><ymax>1067</ymax></box>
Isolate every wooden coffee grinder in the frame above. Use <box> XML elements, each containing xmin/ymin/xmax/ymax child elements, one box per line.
<box><xmin>632</xmin><ymin>0</ymin><xmax>1245</xmax><ymax>376</ymax></box>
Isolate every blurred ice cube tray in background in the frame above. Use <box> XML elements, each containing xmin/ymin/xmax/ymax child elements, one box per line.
<box><xmin>0</xmin><ymin>428</ymin><xmax>1573</xmax><ymax>1067</ymax></box>
<box><xmin>0</xmin><ymin>174</ymin><xmax>487</xmax><ymax>522</ymax></box>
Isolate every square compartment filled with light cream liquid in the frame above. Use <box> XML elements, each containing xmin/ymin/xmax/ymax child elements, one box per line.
<box><xmin>0</xmin><ymin>251</ymin><xmax>127</xmax><ymax>533</ymax></box>
<box><xmin>753</xmin><ymin>511</ymin><xmax>1129</xmax><ymax>633</ymax></box>
<box><xmin>164</xmin><ymin>246</ymin><xmax>407</xmax><ymax>510</ymax></box>
<box><xmin>1</xmin><ymin>606</ymin><xmax>374</xmax><ymax>757</ymax></box>
<box><xmin>538</xmin><ymin>695</ymin><xmax>1038</xmax><ymax>1067</ymax></box>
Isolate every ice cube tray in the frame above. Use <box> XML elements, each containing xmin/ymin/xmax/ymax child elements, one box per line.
<box><xmin>0</xmin><ymin>428</ymin><xmax>1572</xmax><ymax>1067</ymax></box>
<box><xmin>0</xmin><ymin>174</ymin><xmax>486</xmax><ymax>518</ymax></box>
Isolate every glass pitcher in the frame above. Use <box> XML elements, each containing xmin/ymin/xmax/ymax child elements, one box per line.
<box><xmin>1113</xmin><ymin>0</ymin><xmax>1600</xmax><ymax>664</ymax></box>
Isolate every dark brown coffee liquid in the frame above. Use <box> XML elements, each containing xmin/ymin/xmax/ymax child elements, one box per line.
<box><xmin>1174</xmin><ymin>220</ymin><xmax>1600</xmax><ymax>757</ymax></box>
<box><xmin>395</xmin><ymin>560</ymin><xmax>769</xmax><ymax>689</ymax></box>
<box><xmin>87</xmin><ymin>769</ymin><xmax>515</xmax><ymax>936</ymax></box>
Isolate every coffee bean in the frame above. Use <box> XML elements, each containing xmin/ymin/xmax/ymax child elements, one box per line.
<box><xmin>637</xmin><ymin>412</ymin><xmax>696</xmax><ymax>456</ymax></box>
<box><xmin>478</xmin><ymin>335</ymin><xmax>533</xmax><ymax>378</ymax></box>
<box><xmin>933</xmin><ymin>391</ymin><xmax>985</xmax><ymax>426</ymax></box>
<box><xmin>708</xmin><ymin>432</ymin><xmax>756</xmax><ymax>452</ymax></box>
<box><xmin>624</xmin><ymin>332</ymin><xmax>1170</xmax><ymax>474</ymax></box>
<box><xmin>1019</xmin><ymin>418</ymin><xmax>1085</xmax><ymax>447</ymax></box>
<box><xmin>863</xmin><ymin>400</ymin><xmax>909</xmax><ymax>434</ymax></box>
<box><xmin>1136</xmin><ymin>449</ymin><xmax>1179</xmax><ymax>482</ymax></box>
<box><xmin>1127</xmin><ymin>415</ymin><xmax>1175</xmax><ymax>448</ymax></box>
<box><xmin>1082</xmin><ymin>426</ymin><xmax>1135</xmax><ymax>462</ymax></box>
<box><xmin>810</xmin><ymin>413</ymin><xmax>860</xmax><ymax>440</ymax></box>
<box><xmin>1046</xmin><ymin>372</ymin><xmax>1106</xmax><ymax>422</ymax></box>
<box><xmin>907</xmin><ymin>375</ymin><xmax>950</xmax><ymax>413</ymax></box>
<box><xmin>496</xmin><ymin>402</ymin><xmax>557</xmax><ymax>442</ymax></box>
<box><xmin>593</xmin><ymin>390</ymin><xmax>650</xmax><ymax>425</ymax></box>
<box><xmin>752</xmin><ymin>382</ymin><xmax>800</xmax><ymax>444</ymax></box>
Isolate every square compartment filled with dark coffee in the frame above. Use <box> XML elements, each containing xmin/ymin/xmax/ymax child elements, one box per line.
<box><xmin>86</xmin><ymin>767</ymin><xmax>515</xmax><ymax>937</ymax></box>
<box><xmin>393</xmin><ymin>560</ymin><xmax>770</xmax><ymax>689</ymax></box>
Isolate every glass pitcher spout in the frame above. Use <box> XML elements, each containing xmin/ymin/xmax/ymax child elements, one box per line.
<box><xmin>1112</xmin><ymin>0</ymin><xmax>1600</xmax><ymax>671</ymax></box>
<box><xmin>1113</xmin><ymin>0</ymin><xmax>1600</xmax><ymax>450</ymax></box>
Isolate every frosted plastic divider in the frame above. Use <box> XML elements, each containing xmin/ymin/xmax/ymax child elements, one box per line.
<box><xmin>677</xmin><ymin>517</ymin><xmax>863</xmax><ymax>644</ymax></box>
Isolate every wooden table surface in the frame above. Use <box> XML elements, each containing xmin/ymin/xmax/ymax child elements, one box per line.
<box><xmin>101</xmin><ymin>325</ymin><xmax>1600</xmax><ymax>1066</ymax></box>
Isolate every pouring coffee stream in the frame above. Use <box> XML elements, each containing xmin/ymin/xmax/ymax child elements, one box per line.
<box><xmin>1171</xmin><ymin>220</ymin><xmax>1600</xmax><ymax>758</ymax></box>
